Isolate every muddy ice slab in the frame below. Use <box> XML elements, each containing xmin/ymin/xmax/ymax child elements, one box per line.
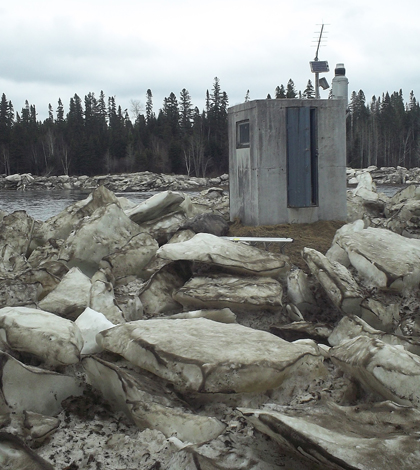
<box><xmin>173</xmin><ymin>274</ymin><xmax>282</xmax><ymax>312</ymax></box>
<box><xmin>58</xmin><ymin>202</ymin><xmax>142</xmax><ymax>277</ymax></box>
<box><xmin>124</xmin><ymin>190</ymin><xmax>186</xmax><ymax>223</ymax></box>
<box><xmin>240</xmin><ymin>400</ymin><xmax>420</xmax><ymax>470</ymax></box>
<box><xmin>35</xmin><ymin>185</ymin><xmax>120</xmax><ymax>244</ymax></box>
<box><xmin>329</xmin><ymin>315</ymin><xmax>420</xmax><ymax>355</ymax></box>
<box><xmin>0</xmin><ymin>432</ymin><xmax>55</xmax><ymax>470</ymax></box>
<box><xmin>302</xmin><ymin>248</ymin><xmax>363</xmax><ymax>315</ymax></box>
<box><xmin>0</xmin><ymin>351</ymin><xmax>83</xmax><ymax>415</ymax></box>
<box><xmin>156</xmin><ymin>232</ymin><xmax>289</xmax><ymax>278</ymax></box>
<box><xmin>332</xmin><ymin>226</ymin><xmax>420</xmax><ymax>291</ymax></box>
<box><xmin>97</xmin><ymin>318</ymin><xmax>323</xmax><ymax>394</ymax></box>
<box><xmin>0</xmin><ymin>306</ymin><xmax>82</xmax><ymax>366</ymax></box>
<box><xmin>83</xmin><ymin>356</ymin><xmax>225</xmax><ymax>444</ymax></box>
<box><xmin>330</xmin><ymin>335</ymin><xmax>420</xmax><ymax>407</ymax></box>
<box><xmin>38</xmin><ymin>267</ymin><xmax>91</xmax><ymax>320</ymax></box>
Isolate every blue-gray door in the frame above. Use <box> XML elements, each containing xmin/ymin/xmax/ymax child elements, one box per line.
<box><xmin>286</xmin><ymin>107</ymin><xmax>318</xmax><ymax>207</ymax></box>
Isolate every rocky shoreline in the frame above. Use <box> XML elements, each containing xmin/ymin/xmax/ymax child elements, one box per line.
<box><xmin>0</xmin><ymin>171</ymin><xmax>229</xmax><ymax>193</ymax></box>
<box><xmin>1</xmin><ymin>170</ymin><xmax>420</xmax><ymax>469</ymax></box>
<box><xmin>1</xmin><ymin>164</ymin><xmax>420</xmax><ymax>193</ymax></box>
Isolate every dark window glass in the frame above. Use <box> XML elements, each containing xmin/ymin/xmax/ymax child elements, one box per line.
<box><xmin>236</xmin><ymin>121</ymin><xmax>250</xmax><ymax>148</ymax></box>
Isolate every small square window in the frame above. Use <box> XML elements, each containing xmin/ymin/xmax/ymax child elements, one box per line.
<box><xmin>236</xmin><ymin>120</ymin><xmax>250</xmax><ymax>148</ymax></box>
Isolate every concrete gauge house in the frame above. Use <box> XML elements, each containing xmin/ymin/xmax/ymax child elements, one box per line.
<box><xmin>228</xmin><ymin>97</ymin><xmax>347</xmax><ymax>226</ymax></box>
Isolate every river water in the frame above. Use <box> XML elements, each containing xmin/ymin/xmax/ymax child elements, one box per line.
<box><xmin>0</xmin><ymin>190</ymin><xmax>163</xmax><ymax>221</ymax></box>
<box><xmin>0</xmin><ymin>185</ymin><xmax>407</xmax><ymax>221</ymax></box>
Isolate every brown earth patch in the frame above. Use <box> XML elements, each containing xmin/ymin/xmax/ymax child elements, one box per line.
<box><xmin>228</xmin><ymin>219</ymin><xmax>346</xmax><ymax>271</ymax></box>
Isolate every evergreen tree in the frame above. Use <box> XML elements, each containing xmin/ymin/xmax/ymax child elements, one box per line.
<box><xmin>286</xmin><ymin>79</ymin><xmax>297</xmax><ymax>98</ymax></box>
<box><xmin>275</xmin><ymin>85</ymin><xmax>286</xmax><ymax>98</ymax></box>
<box><xmin>303</xmin><ymin>80</ymin><xmax>315</xmax><ymax>99</ymax></box>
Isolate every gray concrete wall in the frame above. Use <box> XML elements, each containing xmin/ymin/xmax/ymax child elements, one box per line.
<box><xmin>228</xmin><ymin>99</ymin><xmax>347</xmax><ymax>225</ymax></box>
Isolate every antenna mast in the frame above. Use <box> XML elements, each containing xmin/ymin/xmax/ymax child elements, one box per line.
<box><xmin>310</xmin><ymin>23</ymin><xmax>329</xmax><ymax>98</ymax></box>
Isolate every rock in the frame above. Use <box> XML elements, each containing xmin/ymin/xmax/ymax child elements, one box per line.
<box><xmin>38</xmin><ymin>267</ymin><xmax>91</xmax><ymax>320</ymax></box>
<box><xmin>0</xmin><ymin>351</ymin><xmax>84</xmax><ymax>415</ymax></box>
<box><xmin>333</xmin><ymin>226</ymin><xmax>420</xmax><ymax>291</ymax></box>
<box><xmin>105</xmin><ymin>232</ymin><xmax>159</xmax><ymax>285</ymax></box>
<box><xmin>97</xmin><ymin>318</ymin><xmax>323</xmax><ymax>394</ymax></box>
<box><xmin>0</xmin><ymin>432</ymin><xmax>55</xmax><ymax>469</ymax></box>
<box><xmin>124</xmin><ymin>190</ymin><xmax>186</xmax><ymax>223</ymax></box>
<box><xmin>74</xmin><ymin>307</ymin><xmax>115</xmax><ymax>355</ymax></box>
<box><xmin>302</xmin><ymin>248</ymin><xmax>364</xmax><ymax>315</ymax></box>
<box><xmin>239</xmin><ymin>400</ymin><xmax>420</xmax><ymax>470</ymax></box>
<box><xmin>83</xmin><ymin>356</ymin><xmax>226</xmax><ymax>444</ymax></box>
<box><xmin>173</xmin><ymin>274</ymin><xmax>283</xmax><ymax>313</ymax></box>
<box><xmin>330</xmin><ymin>335</ymin><xmax>420</xmax><ymax>407</ymax></box>
<box><xmin>328</xmin><ymin>314</ymin><xmax>420</xmax><ymax>355</ymax></box>
<box><xmin>0</xmin><ymin>306</ymin><xmax>83</xmax><ymax>366</ymax></box>
<box><xmin>23</xmin><ymin>411</ymin><xmax>60</xmax><ymax>448</ymax></box>
<box><xmin>157</xmin><ymin>233</ymin><xmax>289</xmax><ymax>279</ymax></box>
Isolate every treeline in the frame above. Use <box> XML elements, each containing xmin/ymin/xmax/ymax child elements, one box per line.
<box><xmin>0</xmin><ymin>78</ymin><xmax>228</xmax><ymax>178</ymax></box>
<box><xmin>1</xmin><ymin>77</ymin><xmax>420</xmax><ymax>177</ymax></box>
<box><xmin>347</xmin><ymin>89</ymin><xmax>420</xmax><ymax>168</ymax></box>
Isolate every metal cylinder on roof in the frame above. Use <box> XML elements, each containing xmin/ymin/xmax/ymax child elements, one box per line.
<box><xmin>331</xmin><ymin>63</ymin><xmax>349</xmax><ymax>108</ymax></box>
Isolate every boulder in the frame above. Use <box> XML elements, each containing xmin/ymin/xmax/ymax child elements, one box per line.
<box><xmin>97</xmin><ymin>318</ymin><xmax>323</xmax><ymax>394</ymax></box>
<box><xmin>0</xmin><ymin>306</ymin><xmax>83</xmax><ymax>366</ymax></box>
<box><xmin>38</xmin><ymin>267</ymin><xmax>91</xmax><ymax>320</ymax></box>
<box><xmin>157</xmin><ymin>233</ymin><xmax>289</xmax><ymax>279</ymax></box>
<box><xmin>174</xmin><ymin>274</ymin><xmax>283</xmax><ymax>313</ymax></box>
<box><xmin>240</xmin><ymin>400</ymin><xmax>420</xmax><ymax>470</ymax></box>
<box><xmin>330</xmin><ymin>335</ymin><xmax>420</xmax><ymax>408</ymax></box>
<box><xmin>83</xmin><ymin>356</ymin><xmax>226</xmax><ymax>444</ymax></box>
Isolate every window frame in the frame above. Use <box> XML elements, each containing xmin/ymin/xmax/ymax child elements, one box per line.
<box><xmin>236</xmin><ymin>120</ymin><xmax>250</xmax><ymax>148</ymax></box>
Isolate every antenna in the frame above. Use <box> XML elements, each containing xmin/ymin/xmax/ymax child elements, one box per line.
<box><xmin>313</xmin><ymin>23</ymin><xmax>329</xmax><ymax>61</ymax></box>
<box><xmin>310</xmin><ymin>23</ymin><xmax>330</xmax><ymax>98</ymax></box>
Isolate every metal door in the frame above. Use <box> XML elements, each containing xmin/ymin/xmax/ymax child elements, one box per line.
<box><xmin>286</xmin><ymin>107</ymin><xmax>318</xmax><ymax>207</ymax></box>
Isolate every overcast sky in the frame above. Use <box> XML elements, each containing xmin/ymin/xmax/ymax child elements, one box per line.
<box><xmin>1</xmin><ymin>0</ymin><xmax>419</xmax><ymax>121</ymax></box>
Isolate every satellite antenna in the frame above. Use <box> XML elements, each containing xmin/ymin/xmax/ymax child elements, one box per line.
<box><xmin>310</xmin><ymin>24</ymin><xmax>329</xmax><ymax>98</ymax></box>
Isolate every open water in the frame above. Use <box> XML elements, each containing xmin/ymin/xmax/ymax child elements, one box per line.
<box><xmin>0</xmin><ymin>185</ymin><xmax>407</xmax><ymax>221</ymax></box>
<box><xmin>0</xmin><ymin>190</ymin><xmax>163</xmax><ymax>221</ymax></box>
